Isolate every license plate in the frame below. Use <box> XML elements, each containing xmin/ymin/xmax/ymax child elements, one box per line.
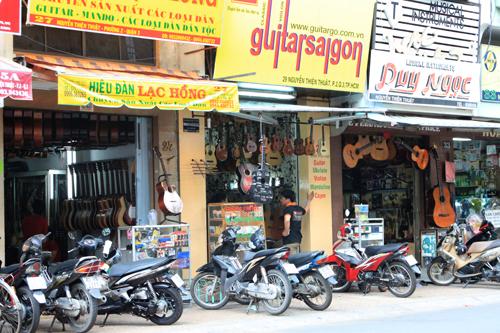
<box><xmin>282</xmin><ymin>263</ymin><xmax>299</xmax><ymax>275</ymax></box>
<box><xmin>170</xmin><ymin>274</ymin><xmax>184</xmax><ymax>288</ymax></box>
<box><xmin>33</xmin><ymin>291</ymin><xmax>46</xmax><ymax>304</ymax></box>
<box><xmin>318</xmin><ymin>265</ymin><xmax>335</xmax><ymax>279</ymax></box>
<box><xmin>405</xmin><ymin>255</ymin><xmax>418</xmax><ymax>267</ymax></box>
<box><xmin>81</xmin><ymin>276</ymin><xmax>107</xmax><ymax>290</ymax></box>
<box><xmin>26</xmin><ymin>276</ymin><xmax>47</xmax><ymax>290</ymax></box>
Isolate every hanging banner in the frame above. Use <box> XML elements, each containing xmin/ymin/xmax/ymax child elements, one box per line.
<box><xmin>58</xmin><ymin>74</ymin><xmax>239</xmax><ymax>112</ymax></box>
<box><xmin>27</xmin><ymin>0</ymin><xmax>223</xmax><ymax>45</ymax></box>
<box><xmin>214</xmin><ymin>0</ymin><xmax>375</xmax><ymax>92</ymax></box>
<box><xmin>481</xmin><ymin>44</ymin><xmax>500</xmax><ymax>103</ymax></box>
<box><xmin>0</xmin><ymin>58</ymin><xmax>33</xmax><ymax>100</ymax></box>
<box><xmin>368</xmin><ymin>50</ymin><xmax>480</xmax><ymax>109</ymax></box>
<box><xmin>0</xmin><ymin>0</ymin><xmax>22</xmax><ymax>35</ymax></box>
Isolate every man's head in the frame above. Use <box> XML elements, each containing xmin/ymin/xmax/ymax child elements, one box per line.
<box><xmin>280</xmin><ymin>189</ymin><xmax>296</xmax><ymax>206</ymax></box>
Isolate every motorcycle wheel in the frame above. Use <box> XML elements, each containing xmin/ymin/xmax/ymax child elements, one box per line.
<box><xmin>427</xmin><ymin>257</ymin><xmax>456</xmax><ymax>286</ymax></box>
<box><xmin>384</xmin><ymin>260</ymin><xmax>416</xmax><ymax>298</ymax></box>
<box><xmin>329</xmin><ymin>264</ymin><xmax>352</xmax><ymax>292</ymax></box>
<box><xmin>149</xmin><ymin>285</ymin><xmax>183</xmax><ymax>325</ymax></box>
<box><xmin>66</xmin><ymin>283</ymin><xmax>98</xmax><ymax>333</ymax></box>
<box><xmin>301</xmin><ymin>271</ymin><xmax>333</xmax><ymax>311</ymax></box>
<box><xmin>190</xmin><ymin>272</ymin><xmax>229</xmax><ymax>310</ymax></box>
<box><xmin>261</xmin><ymin>269</ymin><xmax>292</xmax><ymax>316</ymax></box>
<box><xmin>357</xmin><ymin>282</ymin><xmax>371</xmax><ymax>294</ymax></box>
<box><xmin>17</xmin><ymin>287</ymin><xmax>40</xmax><ymax>333</ymax></box>
<box><xmin>0</xmin><ymin>279</ymin><xmax>22</xmax><ymax>333</ymax></box>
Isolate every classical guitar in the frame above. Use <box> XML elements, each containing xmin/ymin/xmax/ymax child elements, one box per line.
<box><xmin>244</xmin><ymin>123</ymin><xmax>258</xmax><ymax>159</ymax></box>
<box><xmin>342</xmin><ymin>135</ymin><xmax>373</xmax><ymax>168</ymax></box>
<box><xmin>266</xmin><ymin>126</ymin><xmax>283</xmax><ymax>166</ymax></box>
<box><xmin>205</xmin><ymin>126</ymin><xmax>217</xmax><ymax>170</ymax></box>
<box><xmin>394</xmin><ymin>138</ymin><xmax>429</xmax><ymax>170</ymax></box>
<box><xmin>113</xmin><ymin>160</ymin><xmax>127</xmax><ymax>227</ymax></box>
<box><xmin>318</xmin><ymin>125</ymin><xmax>329</xmax><ymax>157</ymax></box>
<box><xmin>305</xmin><ymin>121</ymin><xmax>315</xmax><ymax>156</ymax></box>
<box><xmin>237</xmin><ymin>161</ymin><xmax>257</xmax><ymax>194</ymax></box>
<box><xmin>431</xmin><ymin>147</ymin><xmax>456</xmax><ymax>228</ymax></box>
<box><xmin>215</xmin><ymin>124</ymin><xmax>228</xmax><ymax>162</ymax></box>
<box><xmin>370</xmin><ymin>137</ymin><xmax>390</xmax><ymax>161</ymax></box>
<box><xmin>249</xmin><ymin>118</ymin><xmax>274</xmax><ymax>204</ymax></box>
<box><xmin>294</xmin><ymin>120</ymin><xmax>306</xmax><ymax>156</ymax></box>
<box><xmin>154</xmin><ymin>146</ymin><xmax>183</xmax><ymax>216</ymax></box>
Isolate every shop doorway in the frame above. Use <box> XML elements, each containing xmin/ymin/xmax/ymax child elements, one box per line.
<box><xmin>3</xmin><ymin>110</ymin><xmax>149</xmax><ymax>265</ymax></box>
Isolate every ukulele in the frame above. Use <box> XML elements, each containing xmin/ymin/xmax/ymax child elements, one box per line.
<box><xmin>215</xmin><ymin>124</ymin><xmax>228</xmax><ymax>162</ymax></box>
<box><xmin>205</xmin><ymin>125</ymin><xmax>217</xmax><ymax>170</ymax></box>
<box><xmin>282</xmin><ymin>122</ymin><xmax>294</xmax><ymax>156</ymax></box>
<box><xmin>342</xmin><ymin>135</ymin><xmax>374</xmax><ymax>168</ymax></box>
<box><xmin>266</xmin><ymin>126</ymin><xmax>283</xmax><ymax>166</ymax></box>
<box><xmin>318</xmin><ymin>125</ymin><xmax>329</xmax><ymax>157</ymax></box>
<box><xmin>231</xmin><ymin>123</ymin><xmax>242</xmax><ymax>161</ymax></box>
<box><xmin>154</xmin><ymin>146</ymin><xmax>183</xmax><ymax>216</ymax></box>
<box><xmin>430</xmin><ymin>147</ymin><xmax>456</xmax><ymax>228</ymax></box>
<box><xmin>394</xmin><ymin>138</ymin><xmax>430</xmax><ymax>170</ymax></box>
<box><xmin>370</xmin><ymin>136</ymin><xmax>390</xmax><ymax>161</ymax></box>
<box><xmin>271</xmin><ymin>128</ymin><xmax>283</xmax><ymax>153</ymax></box>
<box><xmin>305</xmin><ymin>121</ymin><xmax>315</xmax><ymax>156</ymax></box>
<box><xmin>294</xmin><ymin>120</ymin><xmax>306</xmax><ymax>155</ymax></box>
<box><xmin>249</xmin><ymin>117</ymin><xmax>274</xmax><ymax>204</ymax></box>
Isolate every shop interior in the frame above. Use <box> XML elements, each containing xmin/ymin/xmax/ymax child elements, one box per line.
<box><xmin>3</xmin><ymin>109</ymin><xmax>139</xmax><ymax>265</ymax></box>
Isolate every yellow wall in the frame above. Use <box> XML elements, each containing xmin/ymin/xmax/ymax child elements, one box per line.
<box><xmin>177</xmin><ymin>110</ymin><xmax>207</xmax><ymax>269</ymax></box>
<box><xmin>298</xmin><ymin>112</ymin><xmax>333</xmax><ymax>255</ymax></box>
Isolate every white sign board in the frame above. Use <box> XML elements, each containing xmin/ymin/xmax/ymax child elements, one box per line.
<box><xmin>485</xmin><ymin>209</ymin><xmax>500</xmax><ymax>229</ymax></box>
<box><xmin>369</xmin><ymin>50</ymin><xmax>480</xmax><ymax>108</ymax></box>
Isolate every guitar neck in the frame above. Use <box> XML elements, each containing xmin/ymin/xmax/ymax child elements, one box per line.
<box><xmin>154</xmin><ymin>147</ymin><xmax>170</xmax><ymax>186</ymax></box>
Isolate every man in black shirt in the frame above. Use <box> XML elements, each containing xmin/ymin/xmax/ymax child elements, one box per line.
<box><xmin>279</xmin><ymin>189</ymin><xmax>314</xmax><ymax>254</ymax></box>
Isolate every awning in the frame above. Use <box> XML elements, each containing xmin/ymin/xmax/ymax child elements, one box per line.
<box><xmin>367</xmin><ymin>114</ymin><xmax>500</xmax><ymax>130</ymax></box>
<box><xmin>0</xmin><ymin>57</ymin><xmax>32</xmax><ymax>101</ymax></box>
<box><xmin>21</xmin><ymin>53</ymin><xmax>238</xmax><ymax>112</ymax></box>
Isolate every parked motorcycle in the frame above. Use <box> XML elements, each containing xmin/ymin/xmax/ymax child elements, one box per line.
<box><xmin>427</xmin><ymin>222</ymin><xmax>500</xmax><ymax>286</ymax></box>
<box><xmin>97</xmin><ymin>240</ymin><xmax>184</xmax><ymax>326</ymax></box>
<box><xmin>0</xmin><ymin>233</ymin><xmax>52</xmax><ymax>333</ymax></box>
<box><xmin>25</xmin><ymin>233</ymin><xmax>107</xmax><ymax>333</ymax></box>
<box><xmin>319</xmin><ymin>221</ymin><xmax>418</xmax><ymax>298</ymax></box>
<box><xmin>190</xmin><ymin>226</ymin><xmax>293</xmax><ymax>315</ymax></box>
<box><xmin>243</xmin><ymin>227</ymin><xmax>334</xmax><ymax>311</ymax></box>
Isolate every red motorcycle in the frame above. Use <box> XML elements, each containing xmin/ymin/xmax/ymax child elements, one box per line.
<box><xmin>318</xmin><ymin>222</ymin><xmax>418</xmax><ymax>298</ymax></box>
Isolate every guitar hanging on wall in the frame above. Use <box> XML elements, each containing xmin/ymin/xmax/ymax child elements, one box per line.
<box><xmin>342</xmin><ymin>135</ymin><xmax>373</xmax><ymax>168</ymax></box>
<box><xmin>430</xmin><ymin>146</ymin><xmax>456</xmax><ymax>228</ymax></box>
<box><xmin>249</xmin><ymin>117</ymin><xmax>274</xmax><ymax>204</ymax></box>
<box><xmin>394</xmin><ymin>138</ymin><xmax>430</xmax><ymax>170</ymax></box>
<box><xmin>153</xmin><ymin>146</ymin><xmax>183</xmax><ymax>216</ymax></box>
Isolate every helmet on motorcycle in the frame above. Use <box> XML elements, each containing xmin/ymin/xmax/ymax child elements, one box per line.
<box><xmin>456</xmin><ymin>243</ymin><xmax>468</xmax><ymax>255</ymax></box>
<box><xmin>466</xmin><ymin>213</ymin><xmax>484</xmax><ymax>235</ymax></box>
<box><xmin>338</xmin><ymin>223</ymin><xmax>352</xmax><ymax>238</ymax></box>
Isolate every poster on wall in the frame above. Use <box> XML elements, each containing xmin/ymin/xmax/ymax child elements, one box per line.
<box><xmin>421</xmin><ymin>230</ymin><xmax>437</xmax><ymax>267</ymax></box>
<box><xmin>27</xmin><ymin>0</ymin><xmax>224</xmax><ymax>45</ymax></box>
<box><xmin>214</xmin><ymin>0</ymin><xmax>375</xmax><ymax>92</ymax></box>
<box><xmin>481</xmin><ymin>44</ymin><xmax>500</xmax><ymax>103</ymax></box>
<box><xmin>0</xmin><ymin>58</ymin><xmax>33</xmax><ymax>100</ymax></box>
<box><xmin>368</xmin><ymin>0</ymin><xmax>481</xmax><ymax>109</ymax></box>
<box><xmin>0</xmin><ymin>0</ymin><xmax>22</xmax><ymax>35</ymax></box>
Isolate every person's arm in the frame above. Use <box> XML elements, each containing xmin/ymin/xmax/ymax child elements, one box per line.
<box><xmin>303</xmin><ymin>191</ymin><xmax>315</xmax><ymax>214</ymax></box>
<box><xmin>282</xmin><ymin>214</ymin><xmax>291</xmax><ymax>237</ymax></box>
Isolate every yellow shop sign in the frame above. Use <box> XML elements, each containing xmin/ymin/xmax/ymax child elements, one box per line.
<box><xmin>28</xmin><ymin>0</ymin><xmax>223</xmax><ymax>45</ymax></box>
<box><xmin>58</xmin><ymin>74</ymin><xmax>239</xmax><ymax>112</ymax></box>
<box><xmin>214</xmin><ymin>0</ymin><xmax>375</xmax><ymax>92</ymax></box>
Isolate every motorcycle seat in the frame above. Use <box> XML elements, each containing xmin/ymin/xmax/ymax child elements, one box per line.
<box><xmin>467</xmin><ymin>240</ymin><xmax>500</xmax><ymax>254</ymax></box>
<box><xmin>0</xmin><ymin>264</ymin><xmax>19</xmax><ymax>275</ymax></box>
<box><xmin>287</xmin><ymin>251</ymin><xmax>324</xmax><ymax>267</ymax></box>
<box><xmin>108</xmin><ymin>257</ymin><xmax>175</xmax><ymax>278</ymax></box>
<box><xmin>49</xmin><ymin>259</ymin><xmax>79</xmax><ymax>275</ymax></box>
<box><xmin>251</xmin><ymin>247</ymin><xmax>288</xmax><ymax>259</ymax></box>
<box><xmin>364</xmin><ymin>243</ymin><xmax>407</xmax><ymax>258</ymax></box>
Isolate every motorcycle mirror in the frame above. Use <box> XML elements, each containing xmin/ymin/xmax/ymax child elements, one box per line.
<box><xmin>344</xmin><ymin>209</ymin><xmax>350</xmax><ymax>218</ymax></box>
<box><xmin>68</xmin><ymin>232</ymin><xmax>76</xmax><ymax>240</ymax></box>
<box><xmin>102</xmin><ymin>228</ymin><xmax>111</xmax><ymax>237</ymax></box>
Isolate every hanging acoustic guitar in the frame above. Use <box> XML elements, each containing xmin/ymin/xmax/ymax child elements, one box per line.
<box><xmin>430</xmin><ymin>146</ymin><xmax>455</xmax><ymax>228</ymax></box>
<box><xmin>342</xmin><ymin>135</ymin><xmax>373</xmax><ymax>168</ymax></box>
<box><xmin>154</xmin><ymin>146</ymin><xmax>183</xmax><ymax>216</ymax></box>
<box><xmin>394</xmin><ymin>138</ymin><xmax>430</xmax><ymax>170</ymax></box>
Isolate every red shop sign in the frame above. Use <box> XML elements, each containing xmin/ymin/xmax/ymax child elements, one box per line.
<box><xmin>0</xmin><ymin>58</ymin><xmax>32</xmax><ymax>100</ymax></box>
<box><xmin>0</xmin><ymin>0</ymin><xmax>22</xmax><ymax>35</ymax></box>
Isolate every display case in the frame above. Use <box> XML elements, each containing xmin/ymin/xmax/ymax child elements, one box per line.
<box><xmin>117</xmin><ymin>224</ymin><xmax>191</xmax><ymax>283</ymax></box>
<box><xmin>207</xmin><ymin>202</ymin><xmax>266</xmax><ymax>258</ymax></box>
<box><xmin>344</xmin><ymin>218</ymin><xmax>385</xmax><ymax>249</ymax></box>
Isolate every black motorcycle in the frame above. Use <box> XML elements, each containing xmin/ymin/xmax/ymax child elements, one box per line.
<box><xmin>190</xmin><ymin>226</ymin><xmax>293</xmax><ymax>315</ymax></box>
<box><xmin>96</xmin><ymin>239</ymin><xmax>184</xmax><ymax>326</ymax></box>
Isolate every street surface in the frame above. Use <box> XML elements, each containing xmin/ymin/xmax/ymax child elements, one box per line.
<box><xmin>38</xmin><ymin>282</ymin><xmax>500</xmax><ymax>333</ymax></box>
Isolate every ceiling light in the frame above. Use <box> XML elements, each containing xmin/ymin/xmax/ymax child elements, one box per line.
<box><xmin>237</xmin><ymin>82</ymin><xmax>295</xmax><ymax>93</ymax></box>
<box><xmin>453</xmin><ymin>137</ymin><xmax>472</xmax><ymax>142</ymax></box>
<box><xmin>238</xmin><ymin>90</ymin><xmax>296</xmax><ymax>101</ymax></box>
